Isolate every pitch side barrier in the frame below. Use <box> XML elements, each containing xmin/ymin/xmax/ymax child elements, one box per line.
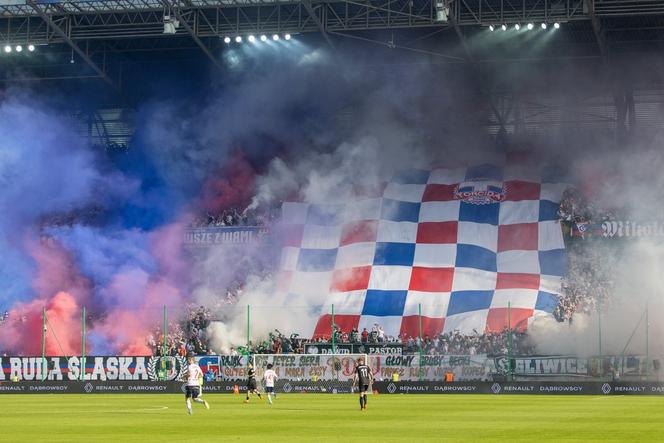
<box><xmin>3</xmin><ymin>381</ymin><xmax>664</xmax><ymax>395</ymax></box>
<box><xmin>1</xmin><ymin>354</ymin><xmax>654</xmax><ymax>381</ymax></box>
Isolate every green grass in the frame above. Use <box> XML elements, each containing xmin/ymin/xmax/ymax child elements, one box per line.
<box><xmin>3</xmin><ymin>394</ymin><xmax>664</xmax><ymax>442</ymax></box>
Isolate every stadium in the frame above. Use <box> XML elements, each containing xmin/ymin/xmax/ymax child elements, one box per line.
<box><xmin>2</xmin><ymin>0</ymin><xmax>664</xmax><ymax>441</ymax></box>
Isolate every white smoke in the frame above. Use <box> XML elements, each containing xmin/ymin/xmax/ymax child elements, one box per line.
<box><xmin>529</xmin><ymin>142</ymin><xmax>664</xmax><ymax>358</ymax></box>
<box><xmin>185</xmin><ymin>41</ymin><xmax>664</xmax><ymax>360</ymax></box>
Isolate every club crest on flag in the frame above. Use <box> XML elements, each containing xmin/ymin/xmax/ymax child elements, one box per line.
<box><xmin>454</xmin><ymin>180</ymin><xmax>506</xmax><ymax>205</ymax></box>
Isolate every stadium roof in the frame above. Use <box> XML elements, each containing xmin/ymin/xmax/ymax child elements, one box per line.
<box><xmin>1</xmin><ymin>1</ymin><xmax>663</xmax><ymax>53</ymax></box>
<box><xmin>1</xmin><ymin>0</ymin><xmax>664</xmax><ymax>144</ymax></box>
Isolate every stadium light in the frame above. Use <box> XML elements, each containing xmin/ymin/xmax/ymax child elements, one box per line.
<box><xmin>489</xmin><ymin>25</ymin><xmax>494</xmax><ymax>32</ymax></box>
<box><xmin>223</xmin><ymin>36</ymin><xmax>231</xmax><ymax>44</ymax></box>
<box><xmin>501</xmin><ymin>24</ymin><xmax>507</xmax><ymax>31</ymax></box>
<box><xmin>541</xmin><ymin>23</ymin><xmax>547</xmax><ymax>29</ymax></box>
<box><xmin>15</xmin><ymin>45</ymin><xmax>22</xmax><ymax>52</ymax></box>
<box><xmin>260</xmin><ymin>35</ymin><xmax>267</xmax><ymax>42</ymax></box>
<box><xmin>162</xmin><ymin>15</ymin><xmax>179</xmax><ymax>35</ymax></box>
<box><xmin>235</xmin><ymin>36</ymin><xmax>242</xmax><ymax>43</ymax></box>
<box><xmin>435</xmin><ymin>1</ymin><xmax>449</xmax><ymax>22</ymax></box>
<box><xmin>514</xmin><ymin>24</ymin><xmax>520</xmax><ymax>30</ymax></box>
<box><xmin>248</xmin><ymin>35</ymin><xmax>256</xmax><ymax>42</ymax></box>
<box><xmin>4</xmin><ymin>45</ymin><xmax>11</xmax><ymax>53</ymax></box>
<box><xmin>28</xmin><ymin>44</ymin><xmax>35</xmax><ymax>52</ymax></box>
<box><xmin>285</xmin><ymin>33</ymin><xmax>291</xmax><ymax>40</ymax></box>
<box><xmin>527</xmin><ymin>23</ymin><xmax>534</xmax><ymax>30</ymax></box>
<box><xmin>554</xmin><ymin>22</ymin><xmax>560</xmax><ymax>29</ymax></box>
<box><xmin>272</xmin><ymin>34</ymin><xmax>279</xmax><ymax>41</ymax></box>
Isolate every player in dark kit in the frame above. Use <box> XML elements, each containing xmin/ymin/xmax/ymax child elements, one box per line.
<box><xmin>245</xmin><ymin>363</ymin><xmax>262</xmax><ymax>403</ymax></box>
<box><xmin>351</xmin><ymin>357</ymin><xmax>373</xmax><ymax>410</ymax></box>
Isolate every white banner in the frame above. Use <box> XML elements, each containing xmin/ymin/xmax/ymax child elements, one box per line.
<box><xmin>369</xmin><ymin>354</ymin><xmax>492</xmax><ymax>381</ymax></box>
<box><xmin>602</xmin><ymin>221</ymin><xmax>664</xmax><ymax>238</ymax></box>
<box><xmin>252</xmin><ymin>354</ymin><xmax>492</xmax><ymax>382</ymax></box>
<box><xmin>253</xmin><ymin>354</ymin><xmax>362</xmax><ymax>382</ymax></box>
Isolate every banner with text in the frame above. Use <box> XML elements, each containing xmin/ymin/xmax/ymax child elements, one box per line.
<box><xmin>0</xmin><ymin>356</ymin><xmax>189</xmax><ymax>381</ymax></box>
<box><xmin>571</xmin><ymin>221</ymin><xmax>664</xmax><ymax>239</ymax></box>
<box><xmin>493</xmin><ymin>355</ymin><xmax>649</xmax><ymax>377</ymax></box>
<box><xmin>304</xmin><ymin>343</ymin><xmax>404</xmax><ymax>355</ymax></box>
<box><xmin>369</xmin><ymin>354</ymin><xmax>492</xmax><ymax>381</ymax></box>
<box><xmin>3</xmin><ymin>354</ymin><xmax>650</xmax><ymax>382</ymax></box>
<box><xmin>253</xmin><ymin>354</ymin><xmax>362</xmax><ymax>382</ymax></box>
<box><xmin>196</xmin><ymin>355</ymin><xmax>249</xmax><ymax>381</ymax></box>
<box><xmin>184</xmin><ymin>226</ymin><xmax>269</xmax><ymax>247</ymax></box>
<box><xmin>252</xmin><ymin>354</ymin><xmax>491</xmax><ymax>382</ymax></box>
<box><xmin>6</xmin><ymin>381</ymin><xmax>664</xmax><ymax>395</ymax></box>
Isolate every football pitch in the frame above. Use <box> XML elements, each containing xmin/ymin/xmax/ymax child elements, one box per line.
<box><xmin>2</xmin><ymin>394</ymin><xmax>664</xmax><ymax>442</ymax></box>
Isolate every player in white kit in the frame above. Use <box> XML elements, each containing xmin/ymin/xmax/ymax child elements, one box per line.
<box><xmin>183</xmin><ymin>356</ymin><xmax>210</xmax><ymax>415</ymax></box>
<box><xmin>263</xmin><ymin>363</ymin><xmax>279</xmax><ymax>405</ymax></box>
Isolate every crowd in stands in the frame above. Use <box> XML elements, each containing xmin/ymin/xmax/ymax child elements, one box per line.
<box><xmin>148</xmin><ymin>305</ymin><xmax>215</xmax><ymax>356</ymax></box>
<box><xmin>203</xmin><ymin>268</ymin><xmax>274</xmax><ymax>312</ymax></box>
<box><xmin>554</xmin><ymin>240</ymin><xmax>617</xmax><ymax>322</ymax></box>
<box><xmin>153</xmin><ymin>314</ymin><xmax>534</xmax><ymax>357</ymax></box>
<box><xmin>414</xmin><ymin>329</ymin><xmax>533</xmax><ymax>355</ymax></box>
<box><xmin>557</xmin><ymin>187</ymin><xmax>619</xmax><ymax>226</ymax></box>
<box><xmin>38</xmin><ymin>205</ymin><xmax>104</xmax><ymax>229</ymax></box>
<box><xmin>0</xmin><ymin>311</ymin><xmax>27</xmax><ymax>329</ymax></box>
<box><xmin>238</xmin><ymin>330</ymin><xmax>306</xmax><ymax>355</ymax></box>
<box><xmin>555</xmin><ymin>187</ymin><xmax>618</xmax><ymax>323</ymax></box>
<box><xmin>313</xmin><ymin>323</ymin><xmax>534</xmax><ymax>355</ymax></box>
<box><xmin>189</xmin><ymin>206</ymin><xmax>279</xmax><ymax>228</ymax></box>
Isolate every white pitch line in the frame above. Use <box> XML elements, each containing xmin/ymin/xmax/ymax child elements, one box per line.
<box><xmin>29</xmin><ymin>406</ymin><xmax>170</xmax><ymax>413</ymax></box>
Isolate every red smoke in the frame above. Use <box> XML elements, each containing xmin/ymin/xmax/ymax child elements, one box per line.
<box><xmin>94</xmin><ymin>309</ymin><xmax>153</xmax><ymax>355</ymax></box>
<box><xmin>1</xmin><ymin>222</ymin><xmax>192</xmax><ymax>356</ymax></box>
<box><xmin>200</xmin><ymin>151</ymin><xmax>256</xmax><ymax>213</ymax></box>
<box><xmin>2</xmin><ymin>239</ymin><xmax>91</xmax><ymax>356</ymax></box>
<box><xmin>30</xmin><ymin>237</ymin><xmax>91</xmax><ymax>304</ymax></box>
<box><xmin>91</xmin><ymin>221</ymin><xmax>190</xmax><ymax>355</ymax></box>
<box><xmin>5</xmin><ymin>292</ymin><xmax>83</xmax><ymax>356</ymax></box>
